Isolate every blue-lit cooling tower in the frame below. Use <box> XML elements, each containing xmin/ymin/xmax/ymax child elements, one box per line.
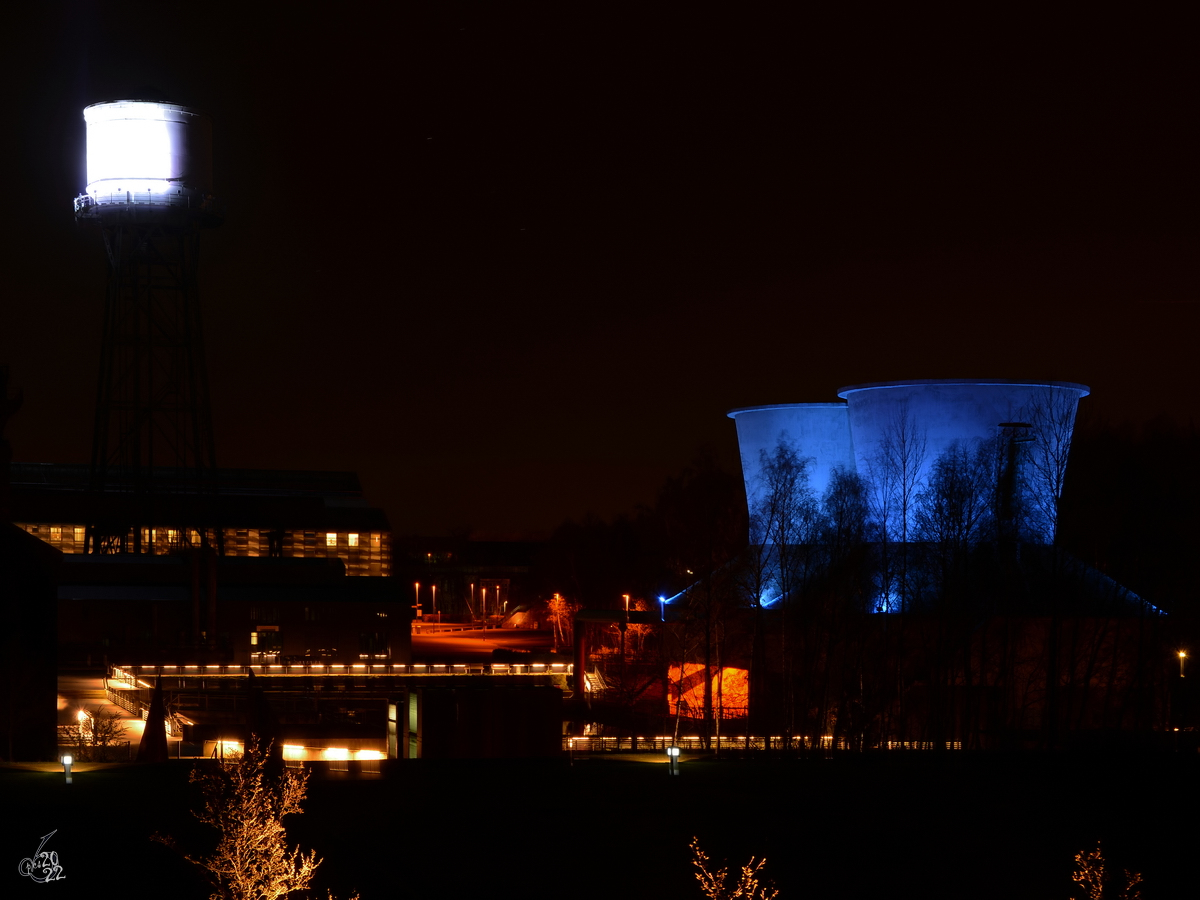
<box><xmin>730</xmin><ymin>380</ymin><xmax>1089</xmax><ymax>544</ymax></box>
<box><xmin>727</xmin><ymin>403</ymin><xmax>856</xmax><ymax>514</ymax></box>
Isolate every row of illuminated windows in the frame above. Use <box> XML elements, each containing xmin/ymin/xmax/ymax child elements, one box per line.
<box><xmin>205</xmin><ymin>741</ymin><xmax>386</xmax><ymax>762</ymax></box>
<box><xmin>20</xmin><ymin>523</ymin><xmax>387</xmax><ymax>550</ymax></box>
<box><xmin>224</xmin><ymin>530</ymin><xmax>388</xmax><ymax>552</ymax></box>
<box><xmin>262</xmin><ymin>531</ymin><xmax>386</xmax><ymax>550</ymax></box>
<box><xmin>17</xmin><ymin>523</ymin><xmax>392</xmax><ymax>575</ymax></box>
<box><xmin>326</xmin><ymin>532</ymin><xmax>376</xmax><ymax>548</ymax></box>
<box><xmin>21</xmin><ymin>524</ymin><xmax>88</xmax><ymax>543</ymax></box>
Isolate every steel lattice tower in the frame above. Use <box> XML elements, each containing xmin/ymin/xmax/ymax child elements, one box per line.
<box><xmin>75</xmin><ymin>100</ymin><xmax>223</xmax><ymax>555</ymax></box>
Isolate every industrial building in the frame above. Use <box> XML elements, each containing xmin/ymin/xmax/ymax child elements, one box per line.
<box><xmin>10</xmin><ymin>464</ymin><xmax>393</xmax><ymax>576</ymax></box>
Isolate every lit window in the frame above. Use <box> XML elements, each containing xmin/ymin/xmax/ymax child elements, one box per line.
<box><xmin>326</xmin><ymin>533</ymin><xmax>337</xmax><ymax>547</ymax></box>
<box><xmin>250</xmin><ymin>632</ymin><xmax>258</xmax><ymax>646</ymax></box>
<box><xmin>74</xmin><ymin>527</ymin><xmax>85</xmax><ymax>542</ymax></box>
<box><xmin>371</xmin><ymin>533</ymin><xmax>381</xmax><ymax>547</ymax></box>
<box><xmin>348</xmin><ymin>533</ymin><xmax>359</xmax><ymax>547</ymax></box>
<box><xmin>50</xmin><ymin>526</ymin><xmax>62</xmax><ymax>540</ymax></box>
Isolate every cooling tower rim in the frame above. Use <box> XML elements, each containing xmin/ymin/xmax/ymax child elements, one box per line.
<box><xmin>836</xmin><ymin>379</ymin><xmax>1090</xmax><ymax>399</ymax></box>
<box><xmin>727</xmin><ymin>402</ymin><xmax>847</xmax><ymax>419</ymax></box>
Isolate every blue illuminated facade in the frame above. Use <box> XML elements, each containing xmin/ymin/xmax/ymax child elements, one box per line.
<box><xmin>727</xmin><ymin>403</ymin><xmax>855</xmax><ymax>504</ymax></box>
<box><xmin>730</xmin><ymin>379</ymin><xmax>1089</xmax><ymax>546</ymax></box>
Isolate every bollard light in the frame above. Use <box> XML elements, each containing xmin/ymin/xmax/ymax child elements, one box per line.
<box><xmin>61</xmin><ymin>754</ymin><xmax>73</xmax><ymax>784</ymax></box>
<box><xmin>667</xmin><ymin>745</ymin><xmax>680</xmax><ymax>776</ymax></box>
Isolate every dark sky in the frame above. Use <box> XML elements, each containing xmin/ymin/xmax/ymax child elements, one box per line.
<box><xmin>2</xmin><ymin>6</ymin><xmax>1197</xmax><ymax>537</ymax></box>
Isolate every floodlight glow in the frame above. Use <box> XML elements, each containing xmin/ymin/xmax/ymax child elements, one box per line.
<box><xmin>323</xmin><ymin>747</ymin><xmax>349</xmax><ymax>761</ymax></box>
<box><xmin>874</xmin><ymin>592</ymin><xmax>901</xmax><ymax>614</ymax></box>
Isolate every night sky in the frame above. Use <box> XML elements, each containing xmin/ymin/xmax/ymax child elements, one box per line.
<box><xmin>2</xmin><ymin>6</ymin><xmax>1196</xmax><ymax>537</ymax></box>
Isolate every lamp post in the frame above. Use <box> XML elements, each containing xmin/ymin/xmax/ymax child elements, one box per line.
<box><xmin>431</xmin><ymin>584</ymin><xmax>437</xmax><ymax>618</ymax></box>
<box><xmin>620</xmin><ymin>594</ymin><xmax>630</xmax><ymax>685</ymax></box>
<box><xmin>62</xmin><ymin>754</ymin><xmax>73</xmax><ymax>784</ymax></box>
<box><xmin>1180</xmin><ymin>650</ymin><xmax>1187</xmax><ymax>678</ymax></box>
<box><xmin>414</xmin><ymin>582</ymin><xmax>421</xmax><ymax>619</ymax></box>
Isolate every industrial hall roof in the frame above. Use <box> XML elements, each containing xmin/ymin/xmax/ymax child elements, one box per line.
<box><xmin>7</xmin><ymin>463</ymin><xmax>391</xmax><ymax>533</ymax></box>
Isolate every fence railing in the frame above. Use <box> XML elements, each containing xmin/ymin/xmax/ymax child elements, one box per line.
<box><xmin>106</xmin><ymin>686</ymin><xmax>142</xmax><ymax>716</ymax></box>
<box><xmin>411</xmin><ymin>622</ymin><xmax>494</xmax><ymax>633</ymax></box>
<box><xmin>563</xmin><ymin>735</ymin><xmax>965</xmax><ymax>752</ymax></box>
<box><xmin>53</xmin><ymin>730</ymin><xmax>133</xmax><ymax>761</ymax></box>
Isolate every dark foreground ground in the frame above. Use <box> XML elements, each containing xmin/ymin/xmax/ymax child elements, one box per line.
<box><xmin>4</xmin><ymin>751</ymin><xmax>1196</xmax><ymax>899</ymax></box>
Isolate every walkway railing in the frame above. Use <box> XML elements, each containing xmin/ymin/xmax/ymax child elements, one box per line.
<box><xmin>113</xmin><ymin>661</ymin><xmax>573</xmax><ymax>681</ymax></box>
<box><xmin>74</xmin><ymin>190</ymin><xmax>219</xmax><ymax>216</ymax></box>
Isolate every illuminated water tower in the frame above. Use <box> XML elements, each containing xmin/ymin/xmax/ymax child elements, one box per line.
<box><xmin>74</xmin><ymin>100</ymin><xmax>223</xmax><ymax>554</ymax></box>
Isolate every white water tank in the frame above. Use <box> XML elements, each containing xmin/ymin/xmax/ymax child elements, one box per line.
<box><xmin>82</xmin><ymin>100</ymin><xmax>213</xmax><ymax>205</ymax></box>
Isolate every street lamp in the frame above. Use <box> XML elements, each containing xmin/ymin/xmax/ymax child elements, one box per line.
<box><xmin>620</xmin><ymin>594</ymin><xmax>630</xmax><ymax>683</ymax></box>
<box><xmin>1180</xmin><ymin>650</ymin><xmax>1187</xmax><ymax>678</ymax></box>
<box><xmin>414</xmin><ymin>582</ymin><xmax>421</xmax><ymax>619</ymax></box>
<box><xmin>659</xmin><ymin>596</ymin><xmax>666</xmax><ymax>621</ymax></box>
